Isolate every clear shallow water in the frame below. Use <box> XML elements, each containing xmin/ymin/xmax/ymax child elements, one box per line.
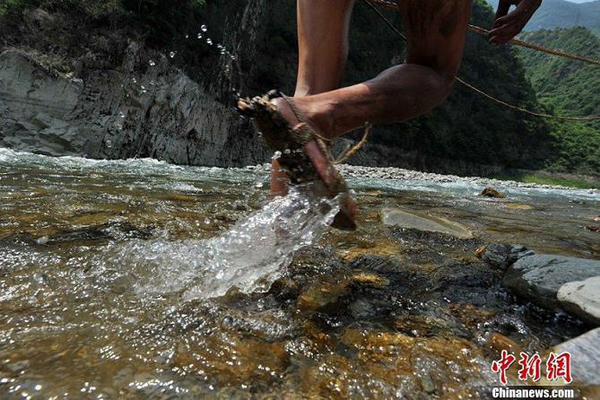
<box><xmin>0</xmin><ymin>149</ymin><xmax>598</xmax><ymax>399</ymax></box>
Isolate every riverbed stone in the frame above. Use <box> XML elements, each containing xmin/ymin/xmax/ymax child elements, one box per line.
<box><xmin>503</xmin><ymin>255</ymin><xmax>600</xmax><ymax>308</ymax></box>
<box><xmin>381</xmin><ymin>208</ymin><xmax>473</xmax><ymax>239</ymax></box>
<box><xmin>552</xmin><ymin>328</ymin><xmax>600</xmax><ymax>385</ymax></box>
<box><xmin>475</xmin><ymin>244</ymin><xmax>534</xmax><ymax>270</ymax></box>
<box><xmin>297</xmin><ymin>280</ymin><xmax>351</xmax><ymax>313</ymax></box>
<box><xmin>480</xmin><ymin>187</ymin><xmax>506</xmax><ymax>198</ymax></box>
<box><xmin>557</xmin><ymin>276</ymin><xmax>600</xmax><ymax>326</ymax></box>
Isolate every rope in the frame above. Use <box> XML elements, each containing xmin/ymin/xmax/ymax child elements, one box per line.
<box><xmin>467</xmin><ymin>24</ymin><xmax>600</xmax><ymax>67</ymax></box>
<box><xmin>363</xmin><ymin>0</ymin><xmax>600</xmax><ymax>122</ymax></box>
<box><xmin>334</xmin><ymin>123</ymin><xmax>372</xmax><ymax>164</ymax></box>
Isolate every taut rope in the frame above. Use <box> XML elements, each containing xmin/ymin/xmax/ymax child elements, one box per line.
<box><xmin>363</xmin><ymin>0</ymin><xmax>600</xmax><ymax>122</ymax></box>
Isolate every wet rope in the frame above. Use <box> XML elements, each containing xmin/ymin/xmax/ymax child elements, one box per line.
<box><xmin>363</xmin><ymin>0</ymin><xmax>600</xmax><ymax>122</ymax></box>
<box><xmin>334</xmin><ymin>123</ymin><xmax>372</xmax><ymax>165</ymax></box>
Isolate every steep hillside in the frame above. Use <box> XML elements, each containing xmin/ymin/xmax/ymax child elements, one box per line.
<box><xmin>519</xmin><ymin>27</ymin><xmax>600</xmax><ymax>174</ymax></box>
<box><xmin>488</xmin><ymin>0</ymin><xmax>600</xmax><ymax>34</ymax></box>
<box><xmin>520</xmin><ymin>27</ymin><xmax>600</xmax><ymax>115</ymax></box>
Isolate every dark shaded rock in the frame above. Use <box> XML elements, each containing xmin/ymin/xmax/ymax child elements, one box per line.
<box><xmin>553</xmin><ymin>328</ymin><xmax>600</xmax><ymax>385</ymax></box>
<box><xmin>503</xmin><ymin>255</ymin><xmax>600</xmax><ymax>309</ymax></box>
<box><xmin>475</xmin><ymin>244</ymin><xmax>535</xmax><ymax>270</ymax></box>
<box><xmin>558</xmin><ymin>277</ymin><xmax>600</xmax><ymax>326</ymax></box>
<box><xmin>480</xmin><ymin>187</ymin><xmax>506</xmax><ymax>198</ymax></box>
<box><xmin>349</xmin><ymin>298</ymin><xmax>377</xmax><ymax>320</ymax></box>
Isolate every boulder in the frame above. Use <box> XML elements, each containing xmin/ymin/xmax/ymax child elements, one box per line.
<box><xmin>553</xmin><ymin>328</ymin><xmax>600</xmax><ymax>386</ymax></box>
<box><xmin>558</xmin><ymin>276</ymin><xmax>600</xmax><ymax>326</ymax></box>
<box><xmin>381</xmin><ymin>208</ymin><xmax>473</xmax><ymax>239</ymax></box>
<box><xmin>480</xmin><ymin>187</ymin><xmax>506</xmax><ymax>198</ymax></box>
<box><xmin>475</xmin><ymin>244</ymin><xmax>534</xmax><ymax>271</ymax></box>
<box><xmin>503</xmin><ymin>255</ymin><xmax>600</xmax><ymax>309</ymax></box>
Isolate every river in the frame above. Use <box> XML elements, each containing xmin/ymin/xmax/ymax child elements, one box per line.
<box><xmin>0</xmin><ymin>148</ymin><xmax>598</xmax><ymax>398</ymax></box>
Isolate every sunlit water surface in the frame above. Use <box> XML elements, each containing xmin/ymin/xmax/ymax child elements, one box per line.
<box><xmin>0</xmin><ymin>149</ymin><xmax>598</xmax><ymax>399</ymax></box>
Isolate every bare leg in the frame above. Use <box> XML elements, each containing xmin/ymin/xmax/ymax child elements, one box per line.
<box><xmin>273</xmin><ymin>0</ymin><xmax>472</xmax><ymax>140</ymax></box>
<box><xmin>271</xmin><ymin>0</ymin><xmax>355</xmax><ymax>197</ymax></box>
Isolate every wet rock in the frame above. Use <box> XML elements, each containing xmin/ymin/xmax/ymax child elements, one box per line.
<box><xmin>505</xmin><ymin>203</ymin><xmax>533</xmax><ymax>210</ymax></box>
<box><xmin>480</xmin><ymin>187</ymin><xmax>506</xmax><ymax>198</ymax></box>
<box><xmin>381</xmin><ymin>208</ymin><xmax>473</xmax><ymax>239</ymax></box>
<box><xmin>350</xmin><ymin>272</ymin><xmax>390</xmax><ymax>288</ymax></box>
<box><xmin>393</xmin><ymin>315</ymin><xmax>453</xmax><ymax>338</ymax></box>
<box><xmin>585</xmin><ymin>225</ymin><xmax>600</xmax><ymax>233</ymax></box>
<box><xmin>487</xmin><ymin>333</ymin><xmax>522</xmax><ymax>354</ymax></box>
<box><xmin>4</xmin><ymin>359</ymin><xmax>30</xmax><ymax>373</ymax></box>
<box><xmin>339</xmin><ymin>240</ymin><xmax>399</xmax><ymax>262</ymax></box>
<box><xmin>553</xmin><ymin>328</ymin><xmax>600</xmax><ymax>385</ymax></box>
<box><xmin>503</xmin><ymin>254</ymin><xmax>600</xmax><ymax>309</ymax></box>
<box><xmin>297</xmin><ymin>280</ymin><xmax>351</xmax><ymax>313</ymax></box>
<box><xmin>557</xmin><ymin>276</ymin><xmax>600</xmax><ymax>326</ymax></box>
<box><xmin>475</xmin><ymin>244</ymin><xmax>535</xmax><ymax>270</ymax></box>
<box><xmin>349</xmin><ymin>298</ymin><xmax>377</xmax><ymax>319</ymax></box>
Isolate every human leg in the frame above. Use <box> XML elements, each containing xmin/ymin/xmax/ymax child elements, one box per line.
<box><xmin>272</xmin><ymin>0</ymin><xmax>473</xmax><ymax>140</ymax></box>
<box><xmin>271</xmin><ymin>0</ymin><xmax>355</xmax><ymax>197</ymax></box>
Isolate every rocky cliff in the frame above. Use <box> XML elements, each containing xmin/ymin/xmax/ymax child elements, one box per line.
<box><xmin>0</xmin><ymin>2</ymin><xmax>270</xmax><ymax>165</ymax></box>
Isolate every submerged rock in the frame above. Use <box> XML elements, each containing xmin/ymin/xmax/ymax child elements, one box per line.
<box><xmin>381</xmin><ymin>208</ymin><xmax>473</xmax><ymax>239</ymax></box>
<box><xmin>553</xmin><ymin>328</ymin><xmax>600</xmax><ymax>385</ymax></box>
<box><xmin>558</xmin><ymin>276</ymin><xmax>600</xmax><ymax>326</ymax></box>
<box><xmin>296</xmin><ymin>280</ymin><xmax>351</xmax><ymax>313</ymax></box>
<box><xmin>475</xmin><ymin>244</ymin><xmax>534</xmax><ymax>270</ymax></box>
<box><xmin>503</xmin><ymin>255</ymin><xmax>600</xmax><ymax>309</ymax></box>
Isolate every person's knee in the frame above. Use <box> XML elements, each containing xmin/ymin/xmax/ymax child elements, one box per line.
<box><xmin>424</xmin><ymin>71</ymin><xmax>456</xmax><ymax>110</ymax></box>
<box><xmin>437</xmin><ymin>73</ymin><xmax>456</xmax><ymax>103</ymax></box>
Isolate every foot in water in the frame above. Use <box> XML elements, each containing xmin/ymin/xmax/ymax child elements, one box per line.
<box><xmin>237</xmin><ymin>91</ymin><xmax>358</xmax><ymax>231</ymax></box>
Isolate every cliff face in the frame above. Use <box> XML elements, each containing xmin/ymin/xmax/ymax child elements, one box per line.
<box><xmin>0</xmin><ymin>0</ymin><xmax>556</xmax><ymax>174</ymax></box>
<box><xmin>0</xmin><ymin>1</ymin><xmax>270</xmax><ymax>165</ymax></box>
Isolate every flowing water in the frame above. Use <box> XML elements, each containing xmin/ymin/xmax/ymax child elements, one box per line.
<box><xmin>0</xmin><ymin>148</ymin><xmax>598</xmax><ymax>399</ymax></box>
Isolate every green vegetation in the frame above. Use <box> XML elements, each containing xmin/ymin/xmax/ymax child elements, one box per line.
<box><xmin>488</xmin><ymin>0</ymin><xmax>600</xmax><ymax>34</ymax></box>
<box><xmin>0</xmin><ymin>0</ymin><xmax>121</xmax><ymax>17</ymax></box>
<box><xmin>519</xmin><ymin>28</ymin><xmax>600</xmax><ymax>118</ymax></box>
<box><xmin>494</xmin><ymin>171</ymin><xmax>600</xmax><ymax>189</ymax></box>
<box><xmin>0</xmin><ymin>0</ymin><xmax>207</xmax><ymax>44</ymax></box>
<box><xmin>517</xmin><ymin>174</ymin><xmax>600</xmax><ymax>190</ymax></box>
<box><xmin>518</xmin><ymin>28</ymin><xmax>600</xmax><ymax>176</ymax></box>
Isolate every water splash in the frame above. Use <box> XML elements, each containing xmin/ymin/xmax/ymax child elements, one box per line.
<box><xmin>98</xmin><ymin>186</ymin><xmax>340</xmax><ymax>300</ymax></box>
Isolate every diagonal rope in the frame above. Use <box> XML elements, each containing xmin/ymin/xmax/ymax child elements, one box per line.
<box><xmin>467</xmin><ymin>24</ymin><xmax>600</xmax><ymax>66</ymax></box>
<box><xmin>362</xmin><ymin>0</ymin><xmax>600</xmax><ymax>122</ymax></box>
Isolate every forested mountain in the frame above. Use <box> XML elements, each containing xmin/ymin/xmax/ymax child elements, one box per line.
<box><xmin>518</xmin><ymin>27</ymin><xmax>600</xmax><ymax>173</ymax></box>
<box><xmin>488</xmin><ymin>0</ymin><xmax>600</xmax><ymax>34</ymax></box>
